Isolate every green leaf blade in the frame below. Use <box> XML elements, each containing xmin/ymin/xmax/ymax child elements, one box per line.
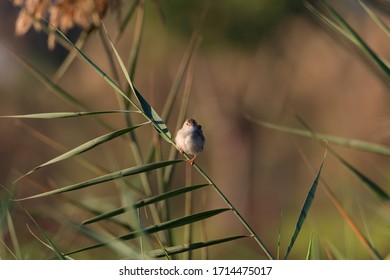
<box><xmin>149</xmin><ymin>235</ymin><xmax>249</xmax><ymax>258</ymax></box>
<box><xmin>67</xmin><ymin>208</ymin><xmax>230</xmax><ymax>255</ymax></box>
<box><xmin>82</xmin><ymin>183</ymin><xmax>210</xmax><ymax>225</ymax></box>
<box><xmin>306</xmin><ymin>233</ymin><xmax>315</xmax><ymax>260</ymax></box>
<box><xmin>15</xmin><ymin>159</ymin><xmax>184</xmax><ymax>200</ymax></box>
<box><xmin>100</xmin><ymin>23</ymin><xmax>173</xmax><ymax>144</ymax></box>
<box><xmin>247</xmin><ymin>116</ymin><xmax>390</xmax><ymax>156</ymax></box>
<box><xmin>331</xmin><ymin>151</ymin><xmax>390</xmax><ymax>201</ymax></box>
<box><xmin>15</xmin><ymin>123</ymin><xmax>148</xmax><ymax>183</ymax></box>
<box><xmin>0</xmin><ymin>110</ymin><xmax>137</xmax><ymax>119</ymax></box>
<box><xmin>284</xmin><ymin>156</ymin><xmax>325</xmax><ymax>259</ymax></box>
<box><xmin>306</xmin><ymin>1</ymin><xmax>390</xmax><ymax>85</ymax></box>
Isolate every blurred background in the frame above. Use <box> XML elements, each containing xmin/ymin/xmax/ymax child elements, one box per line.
<box><xmin>0</xmin><ymin>0</ymin><xmax>390</xmax><ymax>259</ymax></box>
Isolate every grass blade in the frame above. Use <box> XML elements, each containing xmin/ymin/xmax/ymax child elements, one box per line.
<box><xmin>149</xmin><ymin>235</ymin><xmax>249</xmax><ymax>258</ymax></box>
<box><xmin>100</xmin><ymin>21</ymin><xmax>171</xmax><ymax>232</ymax></box>
<box><xmin>101</xmin><ymin>22</ymin><xmax>173</xmax><ymax>143</ymax></box>
<box><xmin>52</xmin><ymin>30</ymin><xmax>92</xmax><ymax>83</ymax></box>
<box><xmin>114</xmin><ymin>0</ymin><xmax>140</xmax><ymax>44</ymax></box>
<box><xmin>67</xmin><ymin>208</ymin><xmax>230</xmax><ymax>255</ymax></box>
<box><xmin>295</xmin><ymin>115</ymin><xmax>390</xmax><ymax>202</ymax></box>
<box><xmin>284</xmin><ymin>150</ymin><xmax>326</xmax><ymax>259</ymax></box>
<box><xmin>15</xmin><ymin>123</ymin><xmax>148</xmax><ymax>183</ymax></box>
<box><xmin>306</xmin><ymin>233</ymin><xmax>315</xmax><ymax>260</ymax></box>
<box><xmin>17</xmin><ymin>202</ymin><xmax>67</xmax><ymax>260</ymax></box>
<box><xmin>15</xmin><ymin>159</ymin><xmax>184</xmax><ymax>200</ymax></box>
<box><xmin>360</xmin><ymin>0</ymin><xmax>390</xmax><ymax>38</ymax></box>
<box><xmin>246</xmin><ymin>115</ymin><xmax>390</xmax><ymax>156</ymax></box>
<box><xmin>82</xmin><ymin>183</ymin><xmax>209</xmax><ymax>225</ymax></box>
<box><xmin>0</xmin><ymin>110</ymin><xmax>137</xmax><ymax>119</ymax></box>
<box><xmin>297</xmin><ymin>145</ymin><xmax>383</xmax><ymax>259</ymax></box>
<box><xmin>133</xmin><ymin>87</ymin><xmax>172</xmax><ymax>143</ymax></box>
<box><xmin>3</xmin><ymin>45</ymin><xmax>88</xmax><ymax>111</ymax></box>
<box><xmin>50</xmin><ymin>23</ymin><xmax>138</xmax><ymax>109</ymax></box>
<box><xmin>0</xmin><ymin>186</ymin><xmax>20</xmax><ymax>259</ymax></box>
<box><xmin>126</xmin><ymin>0</ymin><xmax>144</xmax><ymax>81</ymax></box>
<box><xmin>330</xmin><ymin>150</ymin><xmax>390</xmax><ymax>201</ymax></box>
<box><xmin>161</xmin><ymin>31</ymin><xmax>202</xmax><ymax>121</ymax></box>
<box><xmin>5</xmin><ymin>210</ymin><xmax>21</xmax><ymax>259</ymax></box>
<box><xmin>70</xmin><ymin>222</ymin><xmax>144</xmax><ymax>259</ymax></box>
<box><xmin>322</xmin><ymin>237</ymin><xmax>345</xmax><ymax>260</ymax></box>
<box><xmin>276</xmin><ymin>208</ymin><xmax>283</xmax><ymax>260</ymax></box>
<box><xmin>192</xmin><ymin>163</ymin><xmax>274</xmax><ymax>259</ymax></box>
<box><xmin>321</xmin><ymin>184</ymin><xmax>383</xmax><ymax>259</ymax></box>
<box><xmin>17</xmin><ymin>122</ymin><xmax>108</xmax><ymax>177</ymax></box>
<box><xmin>306</xmin><ymin>1</ymin><xmax>390</xmax><ymax>85</ymax></box>
<box><xmin>26</xmin><ymin>224</ymin><xmax>73</xmax><ymax>260</ymax></box>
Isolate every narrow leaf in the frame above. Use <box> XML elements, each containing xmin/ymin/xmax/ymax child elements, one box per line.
<box><xmin>284</xmin><ymin>153</ymin><xmax>326</xmax><ymax>259</ymax></box>
<box><xmin>18</xmin><ymin>121</ymin><xmax>108</xmax><ymax>177</ymax></box>
<box><xmin>295</xmin><ymin>139</ymin><xmax>382</xmax><ymax>259</ymax></box>
<box><xmin>246</xmin><ymin>115</ymin><xmax>390</xmax><ymax>156</ymax></box>
<box><xmin>52</xmin><ymin>29</ymin><xmax>92</xmax><ymax>83</ymax></box>
<box><xmin>306</xmin><ymin>1</ymin><xmax>390</xmax><ymax>85</ymax></box>
<box><xmin>4</xmin><ymin>45</ymin><xmax>87</xmax><ymax>111</ymax></box>
<box><xmin>0</xmin><ymin>110</ymin><xmax>137</xmax><ymax>119</ymax></box>
<box><xmin>133</xmin><ymin>86</ymin><xmax>172</xmax><ymax>143</ymax></box>
<box><xmin>295</xmin><ymin>115</ymin><xmax>390</xmax><ymax>202</ymax></box>
<box><xmin>149</xmin><ymin>235</ymin><xmax>249</xmax><ymax>258</ymax></box>
<box><xmin>51</xmin><ymin>24</ymin><xmax>137</xmax><ymax>107</ymax></box>
<box><xmin>322</xmin><ymin>237</ymin><xmax>345</xmax><ymax>260</ymax></box>
<box><xmin>15</xmin><ymin>159</ymin><xmax>184</xmax><ymax>200</ymax></box>
<box><xmin>360</xmin><ymin>0</ymin><xmax>390</xmax><ymax>38</ymax></box>
<box><xmin>82</xmin><ymin>183</ymin><xmax>209</xmax><ymax>225</ymax></box>
<box><xmin>306</xmin><ymin>233</ymin><xmax>315</xmax><ymax>260</ymax></box>
<box><xmin>15</xmin><ymin>123</ymin><xmax>148</xmax><ymax>183</ymax></box>
<box><xmin>101</xmin><ymin>23</ymin><xmax>173</xmax><ymax>143</ymax></box>
<box><xmin>26</xmin><ymin>224</ymin><xmax>72</xmax><ymax>260</ymax></box>
<box><xmin>115</xmin><ymin>0</ymin><xmax>140</xmax><ymax>44</ymax></box>
<box><xmin>50</xmin><ymin>22</ymin><xmax>173</xmax><ymax>146</ymax></box>
<box><xmin>67</xmin><ymin>208</ymin><xmax>230</xmax><ymax>255</ymax></box>
<box><xmin>126</xmin><ymin>0</ymin><xmax>144</xmax><ymax>81</ymax></box>
<box><xmin>5</xmin><ymin>210</ymin><xmax>21</xmax><ymax>259</ymax></box>
<box><xmin>18</xmin><ymin>203</ymin><xmax>67</xmax><ymax>260</ymax></box>
<box><xmin>331</xmin><ymin>150</ymin><xmax>390</xmax><ymax>201</ymax></box>
<box><xmin>321</xmin><ymin>184</ymin><xmax>383</xmax><ymax>259</ymax></box>
<box><xmin>161</xmin><ymin>31</ymin><xmax>202</xmax><ymax>121</ymax></box>
<box><xmin>69</xmin><ymin>222</ymin><xmax>143</xmax><ymax>259</ymax></box>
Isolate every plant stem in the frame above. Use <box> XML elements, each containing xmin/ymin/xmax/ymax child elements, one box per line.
<box><xmin>191</xmin><ymin>162</ymin><xmax>274</xmax><ymax>260</ymax></box>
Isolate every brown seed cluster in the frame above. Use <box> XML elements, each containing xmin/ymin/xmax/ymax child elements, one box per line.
<box><xmin>13</xmin><ymin>0</ymin><xmax>120</xmax><ymax>49</ymax></box>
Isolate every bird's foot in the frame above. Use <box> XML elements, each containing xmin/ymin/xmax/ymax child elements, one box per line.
<box><xmin>188</xmin><ymin>156</ymin><xmax>196</xmax><ymax>166</ymax></box>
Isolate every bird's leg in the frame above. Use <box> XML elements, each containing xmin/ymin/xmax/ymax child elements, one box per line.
<box><xmin>179</xmin><ymin>149</ymin><xmax>184</xmax><ymax>155</ymax></box>
<box><xmin>188</xmin><ymin>155</ymin><xmax>197</xmax><ymax>165</ymax></box>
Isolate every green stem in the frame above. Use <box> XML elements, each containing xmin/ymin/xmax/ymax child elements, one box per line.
<box><xmin>187</xmin><ymin>158</ymin><xmax>274</xmax><ymax>259</ymax></box>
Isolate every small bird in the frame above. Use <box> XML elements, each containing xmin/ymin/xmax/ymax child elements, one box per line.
<box><xmin>175</xmin><ymin>118</ymin><xmax>205</xmax><ymax>165</ymax></box>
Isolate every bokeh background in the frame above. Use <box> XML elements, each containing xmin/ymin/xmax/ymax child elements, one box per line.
<box><xmin>0</xmin><ymin>0</ymin><xmax>390</xmax><ymax>259</ymax></box>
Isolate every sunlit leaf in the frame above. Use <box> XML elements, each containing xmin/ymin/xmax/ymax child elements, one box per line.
<box><xmin>82</xmin><ymin>183</ymin><xmax>209</xmax><ymax>225</ymax></box>
<box><xmin>15</xmin><ymin>122</ymin><xmax>148</xmax><ymax>183</ymax></box>
<box><xmin>305</xmin><ymin>1</ymin><xmax>390</xmax><ymax>85</ymax></box>
<box><xmin>306</xmin><ymin>233</ymin><xmax>315</xmax><ymax>260</ymax></box>
<box><xmin>15</xmin><ymin>160</ymin><xmax>184</xmax><ymax>200</ymax></box>
<box><xmin>0</xmin><ymin>110</ymin><xmax>137</xmax><ymax>119</ymax></box>
<box><xmin>67</xmin><ymin>208</ymin><xmax>230</xmax><ymax>255</ymax></box>
<box><xmin>101</xmin><ymin>23</ymin><xmax>173</xmax><ymax>143</ymax></box>
<box><xmin>246</xmin><ymin>116</ymin><xmax>390</xmax><ymax>156</ymax></box>
<box><xmin>149</xmin><ymin>235</ymin><xmax>249</xmax><ymax>258</ymax></box>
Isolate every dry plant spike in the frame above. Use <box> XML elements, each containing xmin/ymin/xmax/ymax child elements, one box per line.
<box><xmin>13</xmin><ymin>0</ymin><xmax>121</xmax><ymax>49</ymax></box>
